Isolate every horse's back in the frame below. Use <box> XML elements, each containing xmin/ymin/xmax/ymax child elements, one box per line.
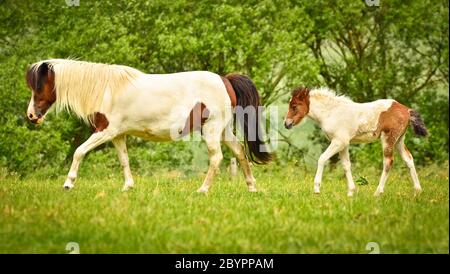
<box><xmin>109</xmin><ymin>71</ymin><xmax>231</xmax><ymax>139</ymax></box>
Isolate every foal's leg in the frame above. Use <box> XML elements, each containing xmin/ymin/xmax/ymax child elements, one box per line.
<box><xmin>374</xmin><ymin>132</ymin><xmax>396</xmax><ymax>196</ymax></box>
<box><xmin>339</xmin><ymin>146</ymin><xmax>356</xmax><ymax>197</ymax></box>
<box><xmin>314</xmin><ymin>139</ymin><xmax>346</xmax><ymax>194</ymax></box>
<box><xmin>63</xmin><ymin>130</ymin><xmax>115</xmax><ymax>189</ymax></box>
<box><xmin>396</xmin><ymin>135</ymin><xmax>422</xmax><ymax>194</ymax></box>
<box><xmin>222</xmin><ymin>128</ymin><xmax>257</xmax><ymax>192</ymax></box>
<box><xmin>197</xmin><ymin>123</ymin><xmax>224</xmax><ymax>193</ymax></box>
<box><xmin>112</xmin><ymin>135</ymin><xmax>134</xmax><ymax>191</ymax></box>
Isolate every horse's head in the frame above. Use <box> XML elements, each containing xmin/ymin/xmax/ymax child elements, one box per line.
<box><xmin>284</xmin><ymin>87</ymin><xmax>310</xmax><ymax>129</ymax></box>
<box><xmin>26</xmin><ymin>62</ymin><xmax>56</xmax><ymax>124</ymax></box>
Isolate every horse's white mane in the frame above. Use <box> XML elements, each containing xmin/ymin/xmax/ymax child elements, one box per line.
<box><xmin>309</xmin><ymin>87</ymin><xmax>353</xmax><ymax>105</ymax></box>
<box><xmin>30</xmin><ymin>59</ymin><xmax>144</xmax><ymax>122</ymax></box>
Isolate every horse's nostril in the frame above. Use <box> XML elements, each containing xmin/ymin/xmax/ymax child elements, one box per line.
<box><xmin>28</xmin><ymin>113</ymin><xmax>33</xmax><ymax>119</ymax></box>
<box><xmin>37</xmin><ymin>113</ymin><xmax>42</xmax><ymax>118</ymax></box>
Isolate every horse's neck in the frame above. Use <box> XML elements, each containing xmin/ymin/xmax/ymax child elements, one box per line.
<box><xmin>307</xmin><ymin>95</ymin><xmax>351</xmax><ymax>125</ymax></box>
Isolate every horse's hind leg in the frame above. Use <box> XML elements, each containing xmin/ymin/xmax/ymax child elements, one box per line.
<box><xmin>374</xmin><ymin>132</ymin><xmax>396</xmax><ymax>196</ymax></box>
<box><xmin>197</xmin><ymin>123</ymin><xmax>223</xmax><ymax>193</ymax></box>
<box><xmin>63</xmin><ymin>130</ymin><xmax>115</xmax><ymax>189</ymax></box>
<box><xmin>339</xmin><ymin>146</ymin><xmax>356</xmax><ymax>197</ymax></box>
<box><xmin>112</xmin><ymin>135</ymin><xmax>134</xmax><ymax>191</ymax></box>
<box><xmin>396</xmin><ymin>135</ymin><xmax>422</xmax><ymax>194</ymax></box>
<box><xmin>222</xmin><ymin>127</ymin><xmax>257</xmax><ymax>192</ymax></box>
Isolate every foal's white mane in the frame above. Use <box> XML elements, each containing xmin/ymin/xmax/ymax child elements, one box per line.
<box><xmin>30</xmin><ymin>59</ymin><xmax>143</xmax><ymax>122</ymax></box>
<box><xmin>309</xmin><ymin>87</ymin><xmax>353</xmax><ymax>106</ymax></box>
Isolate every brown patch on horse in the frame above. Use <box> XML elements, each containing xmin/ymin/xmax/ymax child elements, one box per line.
<box><xmin>377</xmin><ymin>101</ymin><xmax>410</xmax><ymax>140</ymax></box>
<box><xmin>91</xmin><ymin>112</ymin><xmax>109</xmax><ymax>132</ymax></box>
<box><xmin>180</xmin><ymin>102</ymin><xmax>210</xmax><ymax>136</ymax></box>
<box><xmin>285</xmin><ymin>87</ymin><xmax>310</xmax><ymax>127</ymax></box>
<box><xmin>221</xmin><ymin>76</ymin><xmax>237</xmax><ymax>107</ymax></box>
<box><xmin>377</xmin><ymin>101</ymin><xmax>411</xmax><ymax>163</ymax></box>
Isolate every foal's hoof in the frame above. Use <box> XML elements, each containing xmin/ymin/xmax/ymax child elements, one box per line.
<box><xmin>122</xmin><ymin>185</ymin><xmax>134</xmax><ymax>192</ymax></box>
<box><xmin>347</xmin><ymin>188</ymin><xmax>356</xmax><ymax>197</ymax></box>
<box><xmin>248</xmin><ymin>186</ymin><xmax>258</xmax><ymax>192</ymax></box>
<box><xmin>374</xmin><ymin>191</ymin><xmax>383</xmax><ymax>197</ymax></box>
<box><xmin>197</xmin><ymin>187</ymin><xmax>209</xmax><ymax>193</ymax></box>
<box><xmin>414</xmin><ymin>187</ymin><xmax>423</xmax><ymax>196</ymax></box>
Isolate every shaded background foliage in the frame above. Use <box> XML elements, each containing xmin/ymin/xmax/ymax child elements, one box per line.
<box><xmin>0</xmin><ymin>0</ymin><xmax>448</xmax><ymax>177</ymax></box>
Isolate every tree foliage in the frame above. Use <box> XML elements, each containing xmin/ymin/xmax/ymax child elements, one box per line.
<box><xmin>0</xmin><ymin>0</ymin><xmax>448</xmax><ymax>176</ymax></box>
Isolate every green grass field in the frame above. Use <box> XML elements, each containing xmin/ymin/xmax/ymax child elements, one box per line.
<box><xmin>0</xmin><ymin>163</ymin><xmax>448</xmax><ymax>254</ymax></box>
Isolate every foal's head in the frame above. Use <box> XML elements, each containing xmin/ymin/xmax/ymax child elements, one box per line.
<box><xmin>284</xmin><ymin>87</ymin><xmax>310</xmax><ymax>129</ymax></box>
<box><xmin>26</xmin><ymin>62</ymin><xmax>56</xmax><ymax>124</ymax></box>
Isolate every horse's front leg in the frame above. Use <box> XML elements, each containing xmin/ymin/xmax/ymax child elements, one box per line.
<box><xmin>63</xmin><ymin>130</ymin><xmax>115</xmax><ymax>189</ymax></box>
<box><xmin>112</xmin><ymin>135</ymin><xmax>134</xmax><ymax>191</ymax></box>
<box><xmin>314</xmin><ymin>139</ymin><xmax>346</xmax><ymax>194</ymax></box>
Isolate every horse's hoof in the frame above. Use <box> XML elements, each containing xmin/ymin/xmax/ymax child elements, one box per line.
<box><xmin>63</xmin><ymin>184</ymin><xmax>73</xmax><ymax>190</ymax></box>
<box><xmin>347</xmin><ymin>192</ymin><xmax>354</xmax><ymax>197</ymax></box>
<box><xmin>374</xmin><ymin>191</ymin><xmax>383</xmax><ymax>197</ymax></box>
<box><xmin>63</xmin><ymin>181</ymin><xmax>74</xmax><ymax>190</ymax></box>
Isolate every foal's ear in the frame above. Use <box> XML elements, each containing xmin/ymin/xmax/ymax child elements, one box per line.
<box><xmin>299</xmin><ymin>87</ymin><xmax>310</xmax><ymax>98</ymax></box>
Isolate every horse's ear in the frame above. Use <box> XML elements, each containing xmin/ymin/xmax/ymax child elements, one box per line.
<box><xmin>36</xmin><ymin>62</ymin><xmax>49</xmax><ymax>91</ymax></box>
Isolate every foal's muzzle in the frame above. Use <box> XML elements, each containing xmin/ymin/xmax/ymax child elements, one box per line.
<box><xmin>284</xmin><ymin>119</ymin><xmax>294</xmax><ymax>129</ymax></box>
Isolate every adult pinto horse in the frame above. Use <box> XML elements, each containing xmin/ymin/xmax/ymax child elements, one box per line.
<box><xmin>26</xmin><ymin>59</ymin><xmax>272</xmax><ymax>192</ymax></box>
<box><xmin>284</xmin><ymin>87</ymin><xmax>427</xmax><ymax>197</ymax></box>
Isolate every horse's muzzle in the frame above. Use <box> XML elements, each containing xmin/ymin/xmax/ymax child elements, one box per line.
<box><xmin>27</xmin><ymin>112</ymin><xmax>44</xmax><ymax>124</ymax></box>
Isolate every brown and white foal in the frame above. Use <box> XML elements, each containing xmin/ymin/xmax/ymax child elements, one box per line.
<box><xmin>284</xmin><ymin>87</ymin><xmax>428</xmax><ymax>196</ymax></box>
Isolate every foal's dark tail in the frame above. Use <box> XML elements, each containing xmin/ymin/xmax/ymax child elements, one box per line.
<box><xmin>409</xmin><ymin>109</ymin><xmax>429</xmax><ymax>137</ymax></box>
<box><xmin>225</xmin><ymin>73</ymin><xmax>274</xmax><ymax>164</ymax></box>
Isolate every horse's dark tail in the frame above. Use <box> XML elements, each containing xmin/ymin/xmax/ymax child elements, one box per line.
<box><xmin>409</xmin><ymin>109</ymin><xmax>428</xmax><ymax>137</ymax></box>
<box><xmin>225</xmin><ymin>73</ymin><xmax>273</xmax><ymax>164</ymax></box>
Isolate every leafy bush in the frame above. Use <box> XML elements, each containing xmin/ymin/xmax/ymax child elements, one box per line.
<box><xmin>0</xmin><ymin>0</ymin><xmax>447</xmax><ymax>177</ymax></box>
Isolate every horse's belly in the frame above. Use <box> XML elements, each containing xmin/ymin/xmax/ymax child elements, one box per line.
<box><xmin>127</xmin><ymin>130</ymin><xmax>172</xmax><ymax>141</ymax></box>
